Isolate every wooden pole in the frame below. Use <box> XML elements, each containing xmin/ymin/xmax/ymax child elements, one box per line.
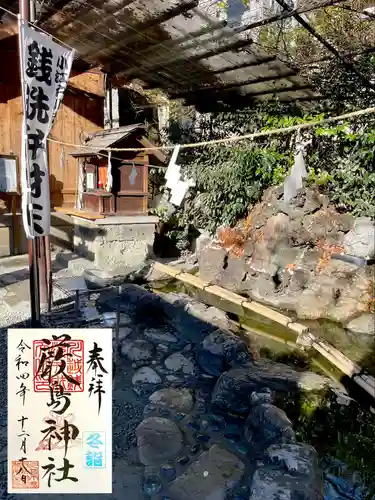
<box><xmin>20</xmin><ymin>0</ymin><xmax>41</xmax><ymax>326</ymax></box>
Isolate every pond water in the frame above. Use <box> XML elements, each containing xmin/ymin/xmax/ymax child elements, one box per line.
<box><xmin>149</xmin><ymin>279</ymin><xmax>375</xmax><ymax>500</ymax></box>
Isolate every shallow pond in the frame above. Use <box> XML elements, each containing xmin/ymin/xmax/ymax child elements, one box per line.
<box><xmin>149</xmin><ymin>279</ymin><xmax>375</xmax><ymax>499</ymax></box>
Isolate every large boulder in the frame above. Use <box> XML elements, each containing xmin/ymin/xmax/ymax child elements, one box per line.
<box><xmin>245</xmin><ymin>403</ymin><xmax>295</xmax><ymax>454</ymax></box>
<box><xmin>344</xmin><ymin>217</ymin><xmax>375</xmax><ymax>259</ymax></box>
<box><xmin>197</xmin><ymin>329</ymin><xmax>253</xmax><ymax>377</ymax></box>
<box><xmin>211</xmin><ymin>360</ymin><xmax>332</xmax><ymax>415</ymax></box>
<box><xmin>198</xmin><ymin>244</ymin><xmax>227</xmax><ymax>284</ymax></box>
<box><xmin>136</xmin><ymin>417</ymin><xmax>183</xmax><ymax>465</ymax></box>
<box><xmin>167</xmin><ymin>445</ymin><xmax>245</xmax><ymax>500</ymax></box>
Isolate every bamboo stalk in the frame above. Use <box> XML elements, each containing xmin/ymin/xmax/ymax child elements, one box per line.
<box><xmin>150</xmin><ymin>260</ymin><xmax>375</xmax><ymax>400</ymax></box>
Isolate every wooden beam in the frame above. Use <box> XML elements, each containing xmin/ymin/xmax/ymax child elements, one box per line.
<box><xmin>84</xmin><ymin>1</ymin><xmax>199</xmax><ymax>62</ymax></box>
<box><xmin>247</xmin><ymin>83</ymin><xmax>313</xmax><ymax>97</ymax></box>
<box><xmin>211</xmin><ymin>56</ymin><xmax>278</xmax><ymax>75</ymax></box>
<box><xmin>115</xmin><ymin>38</ymin><xmax>254</xmax><ymax>79</ymax></box>
<box><xmin>170</xmin><ymin>70</ymin><xmax>298</xmax><ymax>98</ymax></box>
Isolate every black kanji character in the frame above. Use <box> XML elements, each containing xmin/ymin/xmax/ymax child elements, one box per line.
<box><xmin>18</xmin><ymin>416</ymin><xmax>28</xmax><ymax>430</ymax></box>
<box><xmin>27</xmin><ymin>86</ymin><xmax>50</xmax><ymax>124</ymax></box>
<box><xmin>15</xmin><ymin>354</ymin><xmax>29</xmax><ymax>371</ymax></box>
<box><xmin>27</xmin><ymin>128</ymin><xmax>44</xmax><ymax>160</ymax></box>
<box><xmin>55</xmin><ymin>55</ymin><xmax>68</xmax><ymax>84</ymax></box>
<box><xmin>20</xmin><ymin>437</ymin><xmax>27</xmax><ymax>454</ymax></box>
<box><xmin>15</xmin><ymin>457</ymin><xmax>32</xmax><ymax>476</ymax></box>
<box><xmin>16</xmin><ymin>383</ymin><xmax>30</xmax><ymax>406</ymax></box>
<box><xmin>40</xmin><ymin>417</ymin><xmax>80</xmax><ymax>456</ymax></box>
<box><xmin>26</xmin><ymin>41</ymin><xmax>53</xmax><ymax>85</ymax></box>
<box><xmin>16</xmin><ymin>340</ymin><xmax>31</xmax><ymax>353</ymax></box>
<box><xmin>41</xmin><ymin>457</ymin><xmax>55</xmax><ymax>487</ymax></box>
<box><xmin>47</xmin><ymin>382</ymin><xmax>71</xmax><ymax>415</ymax></box>
<box><xmin>26</xmin><ymin>203</ymin><xmax>44</xmax><ymax>235</ymax></box>
<box><xmin>87</xmin><ymin>342</ymin><xmax>108</xmax><ymax>375</ymax></box>
<box><xmin>36</xmin><ymin>335</ymin><xmax>80</xmax><ymax>388</ymax></box>
<box><xmin>88</xmin><ymin>374</ymin><xmax>105</xmax><ymax>415</ymax></box>
<box><xmin>30</xmin><ymin>163</ymin><xmax>45</xmax><ymax>198</ymax></box>
<box><xmin>42</xmin><ymin>457</ymin><xmax>78</xmax><ymax>486</ymax></box>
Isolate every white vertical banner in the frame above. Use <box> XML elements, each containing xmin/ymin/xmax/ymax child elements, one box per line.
<box><xmin>19</xmin><ymin>21</ymin><xmax>74</xmax><ymax>238</ymax></box>
<box><xmin>8</xmin><ymin>328</ymin><xmax>112</xmax><ymax>494</ymax></box>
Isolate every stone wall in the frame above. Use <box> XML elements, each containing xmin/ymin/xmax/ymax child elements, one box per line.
<box><xmin>73</xmin><ymin>215</ymin><xmax>158</xmax><ymax>271</ymax></box>
<box><xmin>198</xmin><ymin>186</ymin><xmax>375</xmax><ymax>335</ymax></box>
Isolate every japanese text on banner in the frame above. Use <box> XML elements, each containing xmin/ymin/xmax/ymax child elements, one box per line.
<box><xmin>20</xmin><ymin>23</ymin><xmax>73</xmax><ymax>238</ymax></box>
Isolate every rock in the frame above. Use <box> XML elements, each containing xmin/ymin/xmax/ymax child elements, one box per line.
<box><xmin>249</xmin><ymin>467</ymin><xmax>323</xmax><ymax>500</ymax></box>
<box><xmin>327</xmin><ymin>273</ymin><xmax>371</xmax><ymax>324</ymax></box>
<box><xmin>132</xmin><ymin>367</ymin><xmax>162</xmax><ymax>385</ymax></box>
<box><xmin>198</xmin><ymin>244</ymin><xmax>227</xmax><ymax>284</ymax></box>
<box><xmin>244</xmin><ymin>403</ymin><xmax>295</xmax><ymax>454</ymax></box>
<box><xmin>195</xmin><ymin>232</ymin><xmax>212</xmax><ymax>258</ymax></box>
<box><xmin>296</xmin><ymin>275</ymin><xmax>343</xmax><ymax>320</ymax></box>
<box><xmin>165</xmin><ymin>352</ymin><xmax>196</xmax><ymax>375</ymax></box>
<box><xmin>262</xmin><ymin>213</ymin><xmax>290</xmax><ymax>252</ymax></box>
<box><xmin>249</xmin><ymin>443</ymin><xmax>324</xmax><ymax>499</ymax></box>
<box><xmin>211</xmin><ymin>360</ymin><xmax>332</xmax><ymax>415</ymax></box>
<box><xmin>136</xmin><ymin>417</ymin><xmax>183</xmax><ymax>465</ymax></box>
<box><xmin>265</xmin><ymin>443</ymin><xmax>320</xmax><ymax>477</ymax></box>
<box><xmin>167</xmin><ymin>445</ymin><xmax>245</xmax><ymax>500</ymax></box>
<box><xmin>303</xmin><ymin>207</ymin><xmax>352</xmax><ymax>244</ymax></box>
<box><xmin>216</xmin><ymin>255</ymin><xmax>248</xmax><ymax>292</ymax></box>
<box><xmin>346</xmin><ymin>314</ymin><xmax>375</xmax><ymax>335</ymax></box>
<box><xmin>149</xmin><ymin>388</ymin><xmax>194</xmax><ymax>415</ymax></box>
<box><xmin>344</xmin><ymin>217</ymin><xmax>375</xmax><ymax>259</ymax></box>
<box><xmin>184</xmin><ymin>302</ymin><xmax>231</xmax><ymax>330</ymax></box>
<box><xmin>121</xmin><ymin>340</ymin><xmax>155</xmax><ymax>362</ymax></box>
<box><xmin>248</xmin><ymin>242</ymin><xmax>278</xmax><ymax>276</ymax></box>
<box><xmin>144</xmin><ymin>328</ymin><xmax>178</xmax><ymax>344</ymax></box>
<box><xmin>197</xmin><ymin>329</ymin><xmax>252</xmax><ymax>376</ymax></box>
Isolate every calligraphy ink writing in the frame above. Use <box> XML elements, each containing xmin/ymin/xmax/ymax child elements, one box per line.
<box><xmin>40</xmin><ymin>418</ymin><xmax>79</xmax><ymax>457</ymax></box>
<box><xmin>26</xmin><ymin>41</ymin><xmax>53</xmax><ymax>86</ymax></box>
<box><xmin>26</xmin><ymin>203</ymin><xmax>44</xmax><ymax>235</ymax></box>
<box><xmin>30</xmin><ymin>163</ymin><xmax>45</xmax><ymax>199</ymax></box>
<box><xmin>42</xmin><ymin>457</ymin><xmax>78</xmax><ymax>487</ymax></box>
<box><xmin>27</xmin><ymin>86</ymin><xmax>50</xmax><ymax>124</ymax></box>
<box><xmin>27</xmin><ymin>128</ymin><xmax>44</xmax><ymax>160</ymax></box>
<box><xmin>87</xmin><ymin>342</ymin><xmax>107</xmax><ymax>415</ymax></box>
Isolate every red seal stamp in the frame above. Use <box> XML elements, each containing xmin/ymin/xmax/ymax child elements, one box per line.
<box><xmin>33</xmin><ymin>338</ymin><xmax>84</xmax><ymax>392</ymax></box>
<box><xmin>12</xmin><ymin>460</ymin><xmax>39</xmax><ymax>489</ymax></box>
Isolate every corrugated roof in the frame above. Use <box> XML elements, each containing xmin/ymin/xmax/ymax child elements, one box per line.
<box><xmin>71</xmin><ymin>124</ymin><xmax>145</xmax><ymax>157</ymax></box>
<box><xmin>3</xmin><ymin>0</ymin><xmax>374</xmax><ymax>108</ymax></box>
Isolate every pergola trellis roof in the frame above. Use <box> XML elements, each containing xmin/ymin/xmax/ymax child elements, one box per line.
<box><xmin>1</xmin><ymin>0</ymin><xmax>374</xmax><ymax>108</ymax></box>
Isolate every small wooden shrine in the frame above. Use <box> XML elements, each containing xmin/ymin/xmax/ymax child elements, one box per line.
<box><xmin>71</xmin><ymin>124</ymin><xmax>166</xmax><ymax>216</ymax></box>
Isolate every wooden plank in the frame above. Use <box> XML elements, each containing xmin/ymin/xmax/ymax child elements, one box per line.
<box><xmin>178</xmin><ymin>272</ymin><xmax>207</xmax><ymax>289</ymax></box>
<box><xmin>54</xmin><ymin>207</ymin><xmax>104</xmax><ymax>220</ymax></box>
<box><xmin>287</xmin><ymin>322</ymin><xmax>309</xmax><ymax>335</ymax></box>
<box><xmin>242</xmin><ymin>301</ymin><xmax>291</xmax><ymax>327</ymax></box>
<box><xmin>204</xmin><ymin>285</ymin><xmax>245</xmax><ymax>307</ymax></box>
